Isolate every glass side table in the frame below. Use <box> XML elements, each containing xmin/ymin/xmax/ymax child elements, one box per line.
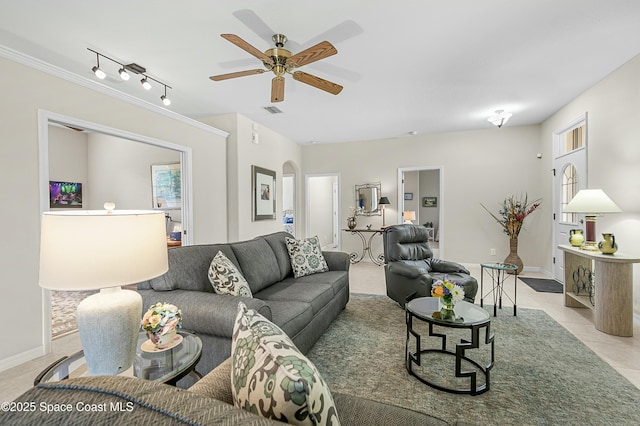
<box><xmin>480</xmin><ymin>262</ymin><xmax>519</xmax><ymax>316</ymax></box>
<box><xmin>35</xmin><ymin>330</ymin><xmax>202</xmax><ymax>386</ymax></box>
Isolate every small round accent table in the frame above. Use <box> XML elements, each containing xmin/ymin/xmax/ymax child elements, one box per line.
<box><xmin>35</xmin><ymin>330</ymin><xmax>202</xmax><ymax>386</ymax></box>
<box><xmin>480</xmin><ymin>262</ymin><xmax>519</xmax><ymax>316</ymax></box>
<box><xmin>405</xmin><ymin>297</ymin><xmax>494</xmax><ymax>395</ymax></box>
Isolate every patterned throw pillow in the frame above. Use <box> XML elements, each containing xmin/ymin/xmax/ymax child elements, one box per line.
<box><xmin>207</xmin><ymin>251</ymin><xmax>252</xmax><ymax>297</ymax></box>
<box><xmin>285</xmin><ymin>236</ymin><xmax>329</xmax><ymax>278</ymax></box>
<box><xmin>231</xmin><ymin>302</ymin><xmax>340</xmax><ymax>426</ymax></box>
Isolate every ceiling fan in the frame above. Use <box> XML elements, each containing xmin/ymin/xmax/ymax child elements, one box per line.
<box><xmin>210</xmin><ymin>33</ymin><xmax>343</xmax><ymax>103</ymax></box>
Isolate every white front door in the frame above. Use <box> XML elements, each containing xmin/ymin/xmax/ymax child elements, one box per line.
<box><xmin>553</xmin><ymin>115</ymin><xmax>587</xmax><ymax>282</ymax></box>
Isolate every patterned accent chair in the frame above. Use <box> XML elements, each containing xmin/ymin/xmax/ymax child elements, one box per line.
<box><xmin>382</xmin><ymin>224</ymin><xmax>478</xmax><ymax>307</ymax></box>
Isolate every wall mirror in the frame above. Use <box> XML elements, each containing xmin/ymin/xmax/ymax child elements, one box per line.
<box><xmin>355</xmin><ymin>182</ymin><xmax>381</xmax><ymax>216</ymax></box>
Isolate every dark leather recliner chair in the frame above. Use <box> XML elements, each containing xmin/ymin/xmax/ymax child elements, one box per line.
<box><xmin>383</xmin><ymin>224</ymin><xmax>478</xmax><ymax>307</ymax></box>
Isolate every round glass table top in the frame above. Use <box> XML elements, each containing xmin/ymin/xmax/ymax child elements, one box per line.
<box><xmin>406</xmin><ymin>297</ymin><xmax>490</xmax><ymax>326</ymax></box>
<box><xmin>480</xmin><ymin>262</ymin><xmax>518</xmax><ymax>271</ymax></box>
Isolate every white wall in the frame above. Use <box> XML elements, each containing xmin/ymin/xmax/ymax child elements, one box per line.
<box><xmin>308</xmin><ymin>175</ymin><xmax>337</xmax><ymax>247</ymax></box>
<box><xmin>540</xmin><ymin>54</ymin><xmax>640</xmax><ymax>316</ymax></box>
<box><xmin>48</xmin><ymin>125</ymin><xmax>88</xmax><ymax>209</ymax></box>
<box><xmin>302</xmin><ymin>125</ymin><xmax>545</xmax><ymax>265</ymax></box>
<box><xmin>419</xmin><ymin>170</ymin><xmax>440</xmax><ymax>232</ymax></box>
<box><xmin>0</xmin><ymin>55</ymin><xmax>227</xmax><ymax>371</ymax></box>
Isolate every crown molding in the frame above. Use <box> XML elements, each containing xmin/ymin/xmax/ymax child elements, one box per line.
<box><xmin>0</xmin><ymin>44</ymin><xmax>229</xmax><ymax>138</ymax></box>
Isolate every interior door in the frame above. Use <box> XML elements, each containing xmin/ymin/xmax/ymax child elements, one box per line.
<box><xmin>553</xmin><ymin>117</ymin><xmax>587</xmax><ymax>282</ymax></box>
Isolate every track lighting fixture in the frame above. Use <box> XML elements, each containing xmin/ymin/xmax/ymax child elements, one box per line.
<box><xmin>160</xmin><ymin>85</ymin><xmax>171</xmax><ymax>106</ymax></box>
<box><xmin>87</xmin><ymin>48</ymin><xmax>173</xmax><ymax>107</ymax></box>
<box><xmin>141</xmin><ymin>77</ymin><xmax>152</xmax><ymax>90</ymax></box>
<box><xmin>118</xmin><ymin>67</ymin><xmax>130</xmax><ymax>81</ymax></box>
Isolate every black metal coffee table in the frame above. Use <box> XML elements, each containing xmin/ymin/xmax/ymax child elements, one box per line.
<box><xmin>405</xmin><ymin>297</ymin><xmax>494</xmax><ymax>395</ymax></box>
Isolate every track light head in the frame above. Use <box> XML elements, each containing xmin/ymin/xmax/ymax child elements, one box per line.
<box><xmin>141</xmin><ymin>77</ymin><xmax>152</xmax><ymax>90</ymax></box>
<box><xmin>118</xmin><ymin>67</ymin><xmax>130</xmax><ymax>81</ymax></box>
<box><xmin>161</xmin><ymin>95</ymin><xmax>171</xmax><ymax>106</ymax></box>
<box><xmin>92</xmin><ymin>65</ymin><xmax>106</xmax><ymax>79</ymax></box>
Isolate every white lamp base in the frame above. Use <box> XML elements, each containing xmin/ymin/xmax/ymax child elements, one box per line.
<box><xmin>76</xmin><ymin>287</ymin><xmax>142</xmax><ymax>375</ymax></box>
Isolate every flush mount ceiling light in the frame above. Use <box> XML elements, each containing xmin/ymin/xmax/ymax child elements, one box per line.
<box><xmin>87</xmin><ymin>48</ymin><xmax>172</xmax><ymax>107</ymax></box>
<box><xmin>488</xmin><ymin>109</ymin><xmax>513</xmax><ymax>128</ymax></box>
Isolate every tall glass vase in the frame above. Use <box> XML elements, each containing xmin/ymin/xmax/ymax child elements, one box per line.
<box><xmin>504</xmin><ymin>237</ymin><xmax>523</xmax><ymax>274</ymax></box>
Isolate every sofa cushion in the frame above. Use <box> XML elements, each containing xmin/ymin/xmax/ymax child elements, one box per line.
<box><xmin>285</xmin><ymin>236</ymin><xmax>329</xmax><ymax>278</ymax></box>
<box><xmin>232</xmin><ymin>302</ymin><xmax>340</xmax><ymax>426</ymax></box>
<box><xmin>281</xmin><ymin>271</ymin><xmax>349</xmax><ymax>299</ymax></box>
<box><xmin>208</xmin><ymin>251</ymin><xmax>253</xmax><ymax>297</ymax></box>
<box><xmin>256</xmin><ymin>281</ymin><xmax>334</xmax><ymax>315</ymax></box>
<box><xmin>261</xmin><ymin>232</ymin><xmax>295</xmax><ymax>280</ymax></box>
<box><xmin>232</xmin><ymin>238</ymin><xmax>282</xmax><ymax>293</ymax></box>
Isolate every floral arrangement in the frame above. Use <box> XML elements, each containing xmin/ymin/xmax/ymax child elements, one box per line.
<box><xmin>431</xmin><ymin>279</ymin><xmax>465</xmax><ymax>303</ymax></box>
<box><xmin>481</xmin><ymin>194</ymin><xmax>542</xmax><ymax>238</ymax></box>
<box><xmin>141</xmin><ymin>302</ymin><xmax>182</xmax><ymax>337</ymax></box>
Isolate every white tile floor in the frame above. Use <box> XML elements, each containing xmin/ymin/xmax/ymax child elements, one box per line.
<box><xmin>1</xmin><ymin>260</ymin><xmax>638</xmax><ymax>404</ymax></box>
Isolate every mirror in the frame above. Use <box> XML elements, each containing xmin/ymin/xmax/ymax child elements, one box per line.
<box><xmin>355</xmin><ymin>182</ymin><xmax>381</xmax><ymax>216</ymax></box>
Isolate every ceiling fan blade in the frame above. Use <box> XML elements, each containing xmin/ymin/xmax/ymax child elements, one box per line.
<box><xmin>292</xmin><ymin>71</ymin><xmax>343</xmax><ymax>95</ymax></box>
<box><xmin>210</xmin><ymin>69</ymin><xmax>265</xmax><ymax>81</ymax></box>
<box><xmin>288</xmin><ymin>41</ymin><xmax>337</xmax><ymax>68</ymax></box>
<box><xmin>220</xmin><ymin>34</ymin><xmax>273</xmax><ymax>64</ymax></box>
<box><xmin>271</xmin><ymin>77</ymin><xmax>285</xmax><ymax>103</ymax></box>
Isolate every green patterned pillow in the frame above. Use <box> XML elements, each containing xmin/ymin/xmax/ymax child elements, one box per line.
<box><xmin>207</xmin><ymin>251</ymin><xmax>252</xmax><ymax>297</ymax></box>
<box><xmin>285</xmin><ymin>236</ymin><xmax>329</xmax><ymax>278</ymax></box>
<box><xmin>231</xmin><ymin>302</ymin><xmax>340</xmax><ymax>426</ymax></box>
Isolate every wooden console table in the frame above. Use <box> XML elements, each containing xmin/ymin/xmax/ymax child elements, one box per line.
<box><xmin>343</xmin><ymin>228</ymin><xmax>384</xmax><ymax>265</ymax></box>
<box><xmin>558</xmin><ymin>244</ymin><xmax>640</xmax><ymax>337</ymax></box>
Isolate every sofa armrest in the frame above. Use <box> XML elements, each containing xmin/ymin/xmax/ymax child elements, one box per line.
<box><xmin>189</xmin><ymin>357</ymin><xmax>233</xmax><ymax>404</ymax></box>
<box><xmin>138</xmin><ymin>289</ymin><xmax>271</xmax><ymax>338</ymax></box>
<box><xmin>428</xmin><ymin>258</ymin><xmax>470</xmax><ymax>275</ymax></box>
<box><xmin>323</xmin><ymin>251</ymin><xmax>350</xmax><ymax>271</ymax></box>
<box><xmin>386</xmin><ymin>261</ymin><xmax>429</xmax><ymax>279</ymax></box>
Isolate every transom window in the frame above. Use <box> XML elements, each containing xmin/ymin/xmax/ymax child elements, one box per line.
<box><xmin>562</xmin><ymin>124</ymin><xmax>585</xmax><ymax>154</ymax></box>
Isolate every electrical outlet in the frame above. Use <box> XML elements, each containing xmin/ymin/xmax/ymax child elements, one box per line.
<box><xmin>490</xmin><ymin>248</ymin><xmax>496</xmax><ymax>256</ymax></box>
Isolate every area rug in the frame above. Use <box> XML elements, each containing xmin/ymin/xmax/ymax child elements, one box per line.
<box><xmin>51</xmin><ymin>290</ymin><xmax>98</xmax><ymax>338</ymax></box>
<box><xmin>307</xmin><ymin>294</ymin><xmax>640</xmax><ymax>425</ymax></box>
<box><xmin>519</xmin><ymin>277</ymin><xmax>564</xmax><ymax>293</ymax></box>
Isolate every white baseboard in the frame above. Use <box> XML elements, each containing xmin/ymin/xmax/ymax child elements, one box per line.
<box><xmin>0</xmin><ymin>345</ymin><xmax>45</xmax><ymax>373</ymax></box>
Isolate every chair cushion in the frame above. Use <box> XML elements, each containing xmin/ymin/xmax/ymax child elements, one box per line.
<box><xmin>231</xmin><ymin>302</ymin><xmax>340</xmax><ymax>426</ymax></box>
<box><xmin>285</xmin><ymin>236</ymin><xmax>329</xmax><ymax>278</ymax></box>
<box><xmin>208</xmin><ymin>251</ymin><xmax>253</xmax><ymax>297</ymax></box>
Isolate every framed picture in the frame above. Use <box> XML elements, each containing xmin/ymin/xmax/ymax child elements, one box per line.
<box><xmin>423</xmin><ymin>196</ymin><xmax>437</xmax><ymax>207</ymax></box>
<box><xmin>49</xmin><ymin>181</ymin><xmax>82</xmax><ymax>208</ymax></box>
<box><xmin>151</xmin><ymin>163</ymin><xmax>181</xmax><ymax>209</ymax></box>
<box><xmin>252</xmin><ymin>165</ymin><xmax>276</xmax><ymax>221</ymax></box>
<box><xmin>404</xmin><ymin>192</ymin><xmax>413</xmax><ymax>200</ymax></box>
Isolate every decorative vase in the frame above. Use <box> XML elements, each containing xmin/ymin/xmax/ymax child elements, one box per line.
<box><xmin>569</xmin><ymin>229</ymin><xmax>585</xmax><ymax>247</ymax></box>
<box><xmin>598</xmin><ymin>233</ymin><xmax>618</xmax><ymax>255</ymax></box>
<box><xmin>504</xmin><ymin>237</ymin><xmax>523</xmax><ymax>274</ymax></box>
<box><xmin>149</xmin><ymin>329</ymin><xmax>177</xmax><ymax>349</ymax></box>
<box><xmin>439</xmin><ymin>297</ymin><xmax>456</xmax><ymax>320</ymax></box>
<box><xmin>347</xmin><ymin>216</ymin><xmax>357</xmax><ymax>230</ymax></box>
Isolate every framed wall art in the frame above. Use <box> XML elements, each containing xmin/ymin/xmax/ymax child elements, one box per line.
<box><xmin>151</xmin><ymin>163</ymin><xmax>181</xmax><ymax>209</ymax></box>
<box><xmin>252</xmin><ymin>165</ymin><xmax>276</xmax><ymax>220</ymax></box>
<box><xmin>404</xmin><ymin>192</ymin><xmax>413</xmax><ymax>200</ymax></box>
<box><xmin>49</xmin><ymin>181</ymin><xmax>83</xmax><ymax>208</ymax></box>
<box><xmin>423</xmin><ymin>196</ymin><xmax>437</xmax><ymax>207</ymax></box>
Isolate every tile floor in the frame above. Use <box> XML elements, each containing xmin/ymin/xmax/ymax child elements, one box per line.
<box><xmin>1</xmin><ymin>260</ymin><xmax>638</xmax><ymax>404</ymax></box>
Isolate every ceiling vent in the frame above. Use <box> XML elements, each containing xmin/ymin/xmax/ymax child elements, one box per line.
<box><xmin>263</xmin><ymin>106</ymin><xmax>283</xmax><ymax>114</ymax></box>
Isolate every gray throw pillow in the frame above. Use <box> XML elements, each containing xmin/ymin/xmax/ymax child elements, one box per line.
<box><xmin>285</xmin><ymin>236</ymin><xmax>329</xmax><ymax>278</ymax></box>
<box><xmin>207</xmin><ymin>251</ymin><xmax>252</xmax><ymax>297</ymax></box>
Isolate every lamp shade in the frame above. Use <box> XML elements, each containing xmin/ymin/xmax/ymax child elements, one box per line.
<box><xmin>404</xmin><ymin>211</ymin><xmax>416</xmax><ymax>221</ymax></box>
<box><xmin>39</xmin><ymin>209</ymin><xmax>168</xmax><ymax>291</ymax></box>
<box><xmin>379</xmin><ymin>196</ymin><xmax>390</xmax><ymax>205</ymax></box>
<box><xmin>563</xmin><ymin>189</ymin><xmax>621</xmax><ymax>214</ymax></box>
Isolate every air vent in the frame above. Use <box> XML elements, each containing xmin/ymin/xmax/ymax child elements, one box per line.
<box><xmin>263</xmin><ymin>106</ymin><xmax>283</xmax><ymax>114</ymax></box>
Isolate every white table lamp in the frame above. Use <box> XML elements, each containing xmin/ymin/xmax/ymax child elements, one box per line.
<box><xmin>563</xmin><ymin>189</ymin><xmax>621</xmax><ymax>251</ymax></box>
<box><xmin>404</xmin><ymin>211</ymin><xmax>416</xmax><ymax>224</ymax></box>
<box><xmin>39</xmin><ymin>203</ymin><xmax>168</xmax><ymax>375</ymax></box>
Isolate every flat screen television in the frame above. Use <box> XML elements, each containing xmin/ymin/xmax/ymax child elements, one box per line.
<box><xmin>49</xmin><ymin>181</ymin><xmax>83</xmax><ymax>208</ymax></box>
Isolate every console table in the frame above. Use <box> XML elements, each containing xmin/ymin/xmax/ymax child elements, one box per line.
<box><xmin>343</xmin><ymin>228</ymin><xmax>384</xmax><ymax>265</ymax></box>
<box><xmin>558</xmin><ymin>244</ymin><xmax>640</xmax><ymax>337</ymax></box>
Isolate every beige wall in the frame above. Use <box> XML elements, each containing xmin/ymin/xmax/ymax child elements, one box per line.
<box><xmin>0</xmin><ymin>56</ymin><xmax>227</xmax><ymax>370</ymax></box>
<box><xmin>302</xmin><ymin>125</ymin><xmax>545</xmax><ymax>266</ymax></box>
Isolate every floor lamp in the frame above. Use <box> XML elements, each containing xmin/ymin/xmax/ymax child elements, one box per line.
<box><xmin>39</xmin><ymin>203</ymin><xmax>168</xmax><ymax>375</ymax></box>
<box><xmin>563</xmin><ymin>189</ymin><xmax>621</xmax><ymax>251</ymax></box>
<box><xmin>378</xmin><ymin>196</ymin><xmax>390</xmax><ymax>227</ymax></box>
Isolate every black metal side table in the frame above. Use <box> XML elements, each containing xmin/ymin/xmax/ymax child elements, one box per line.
<box><xmin>480</xmin><ymin>262</ymin><xmax>519</xmax><ymax>316</ymax></box>
<box><xmin>342</xmin><ymin>228</ymin><xmax>384</xmax><ymax>265</ymax></box>
<box><xmin>405</xmin><ymin>297</ymin><xmax>494</xmax><ymax>395</ymax></box>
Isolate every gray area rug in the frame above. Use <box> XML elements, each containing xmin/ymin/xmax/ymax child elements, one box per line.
<box><xmin>51</xmin><ymin>290</ymin><xmax>97</xmax><ymax>338</ymax></box>
<box><xmin>519</xmin><ymin>277</ymin><xmax>564</xmax><ymax>293</ymax></box>
<box><xmin>307</xmin><ymin>294</ymin><xmax>640</xmax><ymax>426</ymax></box>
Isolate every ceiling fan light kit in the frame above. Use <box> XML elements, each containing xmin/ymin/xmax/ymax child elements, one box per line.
<box><xmin>88</xmin><ymin>48</ymin><xmax>172</xmax><ymax>107</ymax></box>
<box><xmin>211</xmin><ymin>33</ymin><xmax>343</xmax><ymax>103</ymax></box>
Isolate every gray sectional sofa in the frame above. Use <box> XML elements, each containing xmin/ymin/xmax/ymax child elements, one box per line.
<box><xmin>137</xmin><ymin>231</ymin><xmax>350</xmax><ymax>380</ymax></box>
